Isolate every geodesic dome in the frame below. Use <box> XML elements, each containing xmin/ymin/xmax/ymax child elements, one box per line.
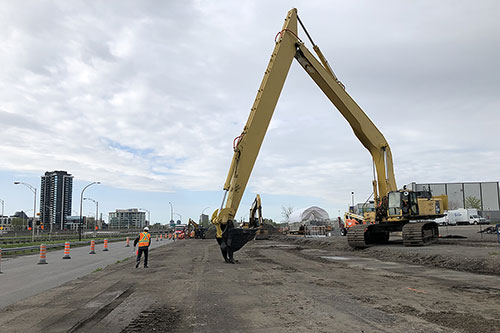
<box><xmin>289</xmin><ymin>206</ymin><xmax>330</xmax><ymax>223</ymax></box>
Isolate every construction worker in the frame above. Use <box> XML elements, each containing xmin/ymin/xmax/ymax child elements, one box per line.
<box><xmin>134</xmin><ymin>227</ymin><xmax>151</xmax><ymax>268</ymax></box>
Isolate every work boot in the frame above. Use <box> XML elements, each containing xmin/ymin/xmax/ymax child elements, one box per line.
<box><xmin>144</xmin><ymin>265</ymin><xmax>148</xmax><ymax>268</ymax></box>
<box><xmin>135</xmin><ymin>261</ymin><xmax>140</xmax><ymax>268</ymax></box>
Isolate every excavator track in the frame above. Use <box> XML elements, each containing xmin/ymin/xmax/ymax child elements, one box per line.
<box><xmin>402</xmin><ymin>221</ymin><xmax>438</xmax><ymax>246</ymax></box>
<box><xmin>347</xmin><ymin>225</ymin><xmax>369</xmax><ymax>248</ymax></box>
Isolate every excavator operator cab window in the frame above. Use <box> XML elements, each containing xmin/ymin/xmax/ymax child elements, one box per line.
<box><xmin>400</xmin><ymin>191</ymin><xmax>419</xmax><ymax>217</ymax></box>
<box><xmin>388</xmin><ymin>192</ymin><xmax>402</xmax><ymax>216</ymax></box>
<box><xmin>409</xmin><ymin>192</ymin><xmax>419</xmax><ymax>215</ymax></box>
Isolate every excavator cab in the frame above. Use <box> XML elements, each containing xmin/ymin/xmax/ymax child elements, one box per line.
<box><xmin>388</xmin><ymin>191</ymin><xmax>418</xmax><ymax>218</ymax></box>
<box><xmin>387</xmin><ymin>190</ymin><xmax>445</xmax><ymax>220</ymax></box>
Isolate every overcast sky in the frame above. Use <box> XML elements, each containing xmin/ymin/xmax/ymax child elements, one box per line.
<box><xmin>1</xmin><ymin>1</ymin><xmax>499</xmax><ymax>224</ymax></box>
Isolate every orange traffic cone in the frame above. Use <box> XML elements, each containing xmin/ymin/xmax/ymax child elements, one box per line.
<box><xmin>103</xmin><ymin>239</ymin><xmax>109</xmax><ymax>251</ymax></box>
<box><xmin>62</xmin><ymin>242</ymin><xmax>71</xmax><ymax>259</ymax></box>
<box><xmin>89</xmin><ymin>240</ymin><xmax>96</xmax><ymax>254</ymax></box>
<box><xmin>38</xmin><ymin>244</ymin><xmax>48</xmax><ymax>264</ymax></box>
<box><xmin>125</xmin><ymin>237</ymin><xmax>130</xmax><ymax>247</ymax></box>
<box><xmin>160</xmin><ymin>233</ymin><xmax>163</xmax><ymax>241</ymax></box>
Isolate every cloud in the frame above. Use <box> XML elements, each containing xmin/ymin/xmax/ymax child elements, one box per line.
<box><xmin>0</xmin><ymin>1</ymin><xmax>499</xmax><ymax>220</ymax></box>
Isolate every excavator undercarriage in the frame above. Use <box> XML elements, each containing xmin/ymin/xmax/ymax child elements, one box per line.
<box><xmin>347</xmin><ymin>221</ymin><xmax>439</xmax><ymax>248</ymax></box>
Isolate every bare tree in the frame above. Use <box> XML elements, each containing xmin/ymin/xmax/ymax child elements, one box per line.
<box><xmin>281</xmin><ymin>206</ymin><xmax>294</xmax><ymax>223</ymax></box>
<box><xmin>448</xmin><ymin>201</ymin><xmax>460</xmax><ymax>210</ymax></box>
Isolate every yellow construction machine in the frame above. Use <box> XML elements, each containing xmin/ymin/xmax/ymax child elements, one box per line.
<box><xmin>187</xmin><ymin>219</ymin><xmax>206</xmax><ymax>239</ymax></box>
<box><xmin>249</xmin><ymin>195</ymin><xmax>270</xmax><ymax>240</ymax></box>
<box><xmin>211</xmin><ymin>8</ymin><xmax>447</xmax><ymax>252</ymax></box>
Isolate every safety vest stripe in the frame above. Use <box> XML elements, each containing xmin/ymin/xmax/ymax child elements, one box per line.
<box><xmin>138</xmin><ymin>232</ymin><xmax>150</xmax><ymax>247</ymax></box>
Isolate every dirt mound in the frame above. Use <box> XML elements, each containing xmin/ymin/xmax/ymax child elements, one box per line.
<box><xmin>204</xmin><ymin>225</ymin><xmax>217</xmax><ymax>239</ymax></box>
<box><xmin>261</xmin><ymin>222</ymin><xmax>279</xmax><ymax>234</ymax></box>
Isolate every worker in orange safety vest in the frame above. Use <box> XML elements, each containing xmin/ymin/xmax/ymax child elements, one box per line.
<box><xmin>134</xmin><ymin>227</ymin><xmax>151</xmax><ymax>268</ymax></box>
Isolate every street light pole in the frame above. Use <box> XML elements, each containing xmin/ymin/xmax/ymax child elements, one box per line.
<box><xmin>84</xmin><ymin>197</ymin><xmax>99</xmax><ymax>237</ymax></box>
<box><xmin>168</xmin><ymin>202</ymin><xmax>174</xmax><ymax>224</ymax></box>
<box><xmin>0</xmin><ymin>198</ymin><xmax>4</xmax><ymax>216</ymax></box>
<box><xmin>201</xmin><ymin>206</ymin><xmax>210</xmax><ymax>215</ymax></box>
<box><xmin>79</xmin><ymin>182</ymin><xmax>100</xmax><ymax>241</ymax></box>
<box><xmin>174</xmin><ymin>213</ymin><xmax>182</xmax><ymax>224</ymax></box>
<box><xmin>14</xmin><ymin>182</ymin><xmax>37</xmax><ymax>242</ymax></box>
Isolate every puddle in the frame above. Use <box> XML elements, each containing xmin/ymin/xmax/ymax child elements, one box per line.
<box><xmin>321</xmin><ymin>256</ymin><xmax>350</xmax><ymax>261</ymax></box>
<box><xmin>301</xmin><ymin>248</ymin><xmax>328</xmax><ymax>254</ymax></box>
<box><xmin>254</xmin><ymin>244</ymin><xmax>298</xmax><ymax>249</ymax></box>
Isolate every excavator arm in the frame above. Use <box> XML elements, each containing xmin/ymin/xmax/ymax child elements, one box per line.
<box><xmin>249</xmin><ymin>194</ymin><xmax>263</xmax><ymax>229</ymax></box>
<box><xmin>293</xmin><ymin>43</ymin><xmax>397</xmax><ymax>197</ymax></box>
<box><xmin>188</xmin><ymin>219</ymin><xmax>199</xmax><ymax>231</ymax></box>
<box><xmin>212</xmin><ymin>8</ymin><xmax>397</xmax><ymax>236</ymax></box>
<box><xmin>212</xmin><ymin>9</ymin><xmax>299</xmax><ymax>237</ymax></box>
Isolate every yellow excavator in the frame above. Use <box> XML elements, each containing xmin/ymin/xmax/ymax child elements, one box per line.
<box><xmin>187</xmin><ymin>219</ymin><xmax>206</xmax><ymax>239</ymax></box>
<box><xmin>211</xmin><ymin>8</ymin><xmax>447</xmax><ymax>256</ymax></box>
<box><xmin>249</xmin><ymin>195</ymin><xmax>270</xmax><ymax>240</ymax></box>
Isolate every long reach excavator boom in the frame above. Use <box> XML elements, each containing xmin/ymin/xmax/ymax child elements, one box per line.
<box><xmin>212</xmin><ymin>8</ymin><xmax>445</xmax><ymax>254</ymax></box>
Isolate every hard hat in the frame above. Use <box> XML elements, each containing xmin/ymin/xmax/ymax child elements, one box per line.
<box><xmin>143</xmin><ymin>227</ymin><xmax>149</xmax><ymax>231</ymax></box>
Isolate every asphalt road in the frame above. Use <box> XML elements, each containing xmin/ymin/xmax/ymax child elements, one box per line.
<box><xmin>0</xmin><ymin>238</ymin><xmax>172</xmax><ymax>309</ymax></box>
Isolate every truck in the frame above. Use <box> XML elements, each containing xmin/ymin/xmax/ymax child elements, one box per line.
<box><xmin>446</xmin><ymin>209</ymin><xmax>487</xmax><ymax>225</ymax></box>
<box><xmin>467</xmin><ymin>209</ymin><xmax>488</xmax><ymax>224</ymax></box>
<box><xmin>174</xmin><ymin>225</ymin><xmax>187</xmax><ymax>239</ymax></box>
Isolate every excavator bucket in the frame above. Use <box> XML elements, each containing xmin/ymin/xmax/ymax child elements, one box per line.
<box><xmin>224</xmin><ymin>228</ymin><xmax>257</xmax><ymax>252</ymax></box>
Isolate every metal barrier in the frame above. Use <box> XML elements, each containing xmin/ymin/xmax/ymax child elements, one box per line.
<box><xmin>305</xmin><ymin>226</ymin><xmax>327</xmax><ymax>238</ymax></box>
<box><xmin>1</xmin><ymin>238</ymin><xmax>128</xmax><ymax>254</ymax></box>
<box><xmin>0</xmin><ymin>230</ymin><xmax>141</xmax><ymax>245</ymax></box>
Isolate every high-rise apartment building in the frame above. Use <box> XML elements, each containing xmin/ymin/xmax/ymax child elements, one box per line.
<box><xmin>40</xmin><ymin>171</ymin><xmax>73</xmax><ymax>230</ymax></box>
<box><xmin>109</xmin><ymin>209</ymin><xmax>146</xmax><ymax>229</ymax></box>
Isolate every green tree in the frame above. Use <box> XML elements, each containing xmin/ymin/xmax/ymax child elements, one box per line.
<box><xmin>10</xmin><ymin>217</ymin><xmax>26</xmax><ymax>231</ymax></box>
<box><xmin>465</xmin><ymin>196</ymin><xmax>481</xmax><ymax>210</ymax></box>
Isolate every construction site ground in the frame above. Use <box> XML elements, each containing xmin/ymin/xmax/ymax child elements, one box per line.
<box><xmin>1</xmin><ymin>225</ymin><xmax>499</xmax><ymax>332</ymax></box>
